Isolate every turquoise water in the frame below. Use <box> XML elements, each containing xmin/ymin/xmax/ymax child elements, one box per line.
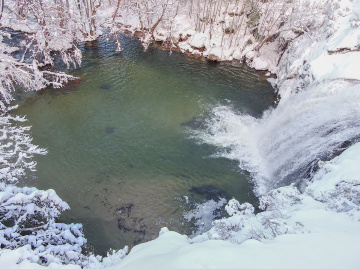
<box><xmin>13</xmin><ymin>35</ymin><xmax>275</xmax><ymax>255</ymax></box>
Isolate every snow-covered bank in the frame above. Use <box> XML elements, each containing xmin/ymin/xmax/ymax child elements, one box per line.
<box><xmin>101</xmin><ymin>0</ymin><xmax>328</xmax><ymax>72</ymax></box>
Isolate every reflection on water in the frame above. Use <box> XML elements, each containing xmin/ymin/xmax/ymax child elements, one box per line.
<box><xmin>12</xmin><ymin>35</ymin><xmax>275</xmax><ymax>255</ymax></box>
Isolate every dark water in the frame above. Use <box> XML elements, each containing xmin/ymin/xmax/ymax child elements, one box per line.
<box><xmin>12</xmin><ymin>35</ymin><xmax>275</xmax><ymax>255</ymax></box>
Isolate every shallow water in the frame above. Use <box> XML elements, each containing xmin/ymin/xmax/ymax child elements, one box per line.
<box><xmin>12</xmin><ymin>35</ymin><xmax>275</xmax><ymax>255</ymax></box>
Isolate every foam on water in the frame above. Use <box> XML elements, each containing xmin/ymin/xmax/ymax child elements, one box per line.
<box><xmin>196</xmin><ymin>80</ymin><xmax>360</xmax><ymax>195</ymax></box>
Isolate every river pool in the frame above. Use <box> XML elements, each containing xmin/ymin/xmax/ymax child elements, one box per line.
<box><xmin>12</xmin><ymin>35</ymin><xmax>275</xmax><ymax>255</ymax></box>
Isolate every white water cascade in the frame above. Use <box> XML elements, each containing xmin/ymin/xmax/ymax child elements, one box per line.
<box><xmin>196</xmin><ymin>79</ymin><xmax>360</xmax><ymax>196</ymax></box>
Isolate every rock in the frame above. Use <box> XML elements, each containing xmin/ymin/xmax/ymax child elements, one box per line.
<box><xmin>100</xmin><ymin>83</ymin><xmax>111</xmax><ymax>90</ymax></box>
<box><xmin>208</xmin><ymin>53</ymin><xmax>219</xmax><ymax>61</ymax></box>
<box><xmin>190</xmin><ymin>185</ymin><xmax>230</xmax><ymax>202</ymax></box>
<box><xmin>180</xmin><ymin>117</ymin><xmax>204</xmax><ymax>129</ymax></box>
<box><xmin>105</xmin><ymin>126</ymin><xmax>115</xmax><ymax>133</ymax></box>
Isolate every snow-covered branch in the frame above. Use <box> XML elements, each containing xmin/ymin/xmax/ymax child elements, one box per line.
<box><xmin>0</xmin><ymin>111</ymin><xmax>95</xmax><ymax>266</ymax></box>
<box><xmin>0</xmin><ymin>0</ymin><xmax>85</xmax><ymax>108</ymax></box>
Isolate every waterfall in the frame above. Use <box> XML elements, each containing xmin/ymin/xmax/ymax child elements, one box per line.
<box><xmin>195</xmin><ymin>79</ymin><xmax>360</xmax><ymax>196</ymax></box>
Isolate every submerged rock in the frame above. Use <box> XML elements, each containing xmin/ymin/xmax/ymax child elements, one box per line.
<box><xmin>170</xmin><ymin>172</ymin><xmax>191</xmax><ymax>179</ymax></box>
<box><xmin>116</xmin><ymin>203</ymin><xmax>148</xmax><ymax>245</ymax></box>
<box><xmin>100</xmin><ymin>83</ymin><xmax>111</xmax><ymax>90</ymax></box>
<box><xmin>190</xmin><ymin>185</ymin><xmax>230</xmax><ymax>202</ymax></box>
<box><xmin>94</xmin><ymin>169</ymin><xmax>112</xmax><ymax>183</ymax></box>
<box><xmin>115</xmin><ymin>203</ymin><xmax>134</xmax><ymax>218</ymax></box>
<box><xmin>180</xmin><ymin>117</ymin><xmax>204</xmax><ymax>129</ymax></box>
<box><xmin>105</xmin><ymin>126</ymin><xmax>115</xmax><ymax>134</ymax></box>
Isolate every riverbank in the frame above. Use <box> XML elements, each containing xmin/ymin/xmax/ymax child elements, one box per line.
<box><xmin>97</xmin><ymin>0</ymin><xmax>328</xmax><ymax>73</ymax></box>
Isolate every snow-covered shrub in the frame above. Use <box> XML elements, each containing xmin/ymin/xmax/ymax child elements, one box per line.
<box><xmin>0</xmin><ymin>108</ymin><xmax>46</xmax><ymax>183</ymax></box>
<box><xmin>259</xmin><ymin>184</ymin><xmax>302</xmax><ymax>211</ymax></box>
<box><xmin>323</xmin><ymin>181</ymin><xmax>360</xmax><ymax>216</ymax></box>
<box><xmin>0</xmin><ymin>184</ymin><xmax>88</xmax><ymax>265</ymax></box>
<box><xmin>0</xmin><ymin>111</ymin><xmax>91</xmax><ymax>266</ymax></box>
<box><xmin>87</xmin><ymin>248</ymin><xmax>129</xmax><ymax>269</ymax></box>
<box><xmin>0</xmin><ymin>0</ymin><xmax>85</xmax><ymax>108</ymax></box>
<box><xmin>0</xmin><ymin>34</ymin><xmax>77</xmax><ymax>109</ymax></box>
<box><xmin>225</xmin><ymin>200</ymin><xmax>255</xmax><ymax>217</ymax></box>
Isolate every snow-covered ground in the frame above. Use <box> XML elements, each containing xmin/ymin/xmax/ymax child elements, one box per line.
<box><xmin>1</xmin><ymin>0</ymin><xmax>360</xmax><ymax>268</ymax></box>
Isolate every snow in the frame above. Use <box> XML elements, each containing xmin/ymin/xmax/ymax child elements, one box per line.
<box><xmin>310</xmin><ymin>51</ymin><xmax>360</xmax><ymax>81</ymax></box>
<box><xmin>0</xmin><ymin>246</ymin><xmax>80</xmax><ymax>269</ymax></box>
<box><xmin>107</xmin><ymin>228</ymin><xmax>360</xmax><ymax>269</ymax></box>
<box><xmin>251</xmin><ymin>57</ymin><xmax>269</xmax><ymax>70</ymax></box>
<box><xmin>309</xmin><ymin>143</ymin><xmax>360</xmax><ymax>194</ymax></box>
<box><xmin>189</xmin><ymin>33</ymin><xmax>208</xmax><ymax>49</ymax></box>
